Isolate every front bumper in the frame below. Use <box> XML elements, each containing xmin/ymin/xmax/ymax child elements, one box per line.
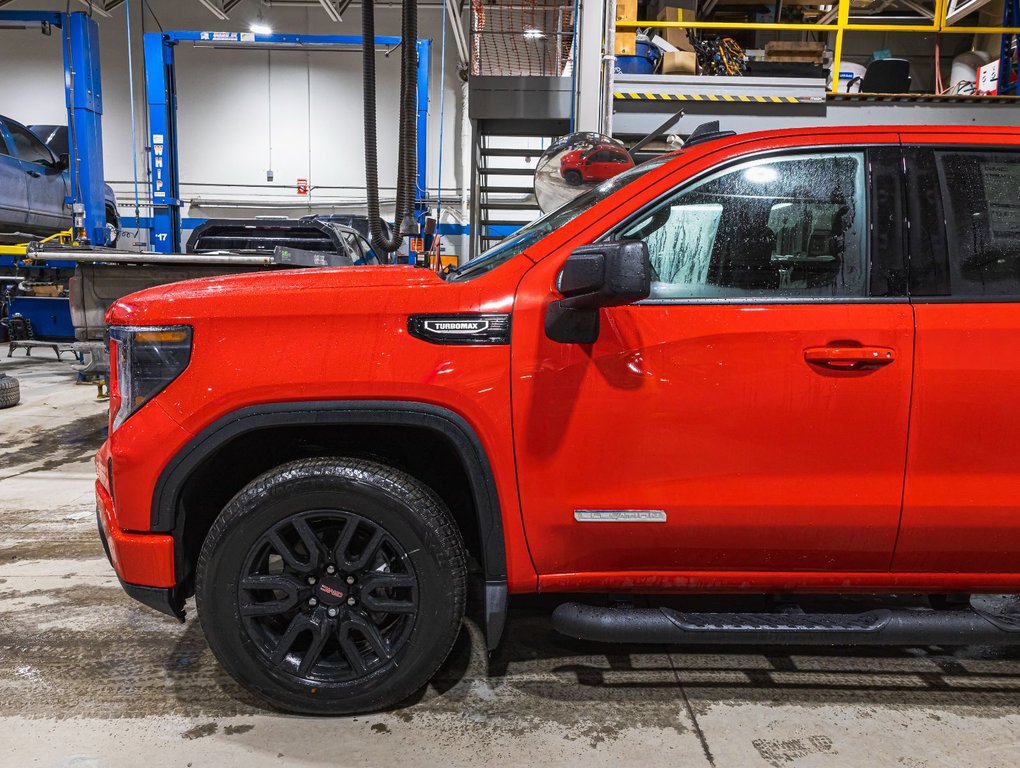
<box><xmin>96</xmin><ymin>480</ymin><xmax>184</xmax><ymax>621</ymax></box>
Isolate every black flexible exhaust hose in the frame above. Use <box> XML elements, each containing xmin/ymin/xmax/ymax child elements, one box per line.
<box><xmin>362</xmin><ymin>0</ymin><xmax>418</xmax><ymax>255</ymax></box>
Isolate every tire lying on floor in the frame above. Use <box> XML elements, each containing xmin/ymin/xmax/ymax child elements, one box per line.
<box><xmin>0</xmin><ymin>374</ymin><xmax>19</xmax><ymax>409</ymax></box>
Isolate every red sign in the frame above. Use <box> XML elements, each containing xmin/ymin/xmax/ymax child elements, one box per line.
<box><xmin>296</xmin><ymin>178</ymin><xmax>309</xmax><ymax>195</ymax></box>
<box><xmin>409</xmin><ymin>237</ymin><xmax>424</xmax><ymax>252</ymax></box>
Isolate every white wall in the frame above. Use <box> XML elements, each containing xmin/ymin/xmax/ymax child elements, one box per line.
<box><xmin>0</xmin><ymin>0</ymin><xmax>466</xmax><ymax>228</ymax></box>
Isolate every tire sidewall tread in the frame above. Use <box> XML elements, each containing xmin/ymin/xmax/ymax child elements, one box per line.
<box><xmin>0</xmin><ymin>375</ymin><xmax>20</xmax><ymax>409</ymax></box>
<box><xmin>196</xmin><ymin>457</ymin><xmax>467</xmax><ymax>715</ymax></box>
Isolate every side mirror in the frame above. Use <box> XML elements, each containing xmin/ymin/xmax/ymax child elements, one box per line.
<box><xmin>55</xmin><ymin>153</ymin><xmax>70</xmax><ymax>171</ymax></box>
<box><xmin>545</xmin><ymin>240</ymin><xmax>651</xmax><ymax>344</ymax></box>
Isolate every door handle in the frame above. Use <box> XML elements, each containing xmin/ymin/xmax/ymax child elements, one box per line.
<box><xmin>26</xmin><ymin>169</ymin><xmax>40</xmax><ymax>178</ymax></box>
<box><xmin>804</xmin><ymin>345</ymin><xmax>895</xmax><ymax>370</ymax></box>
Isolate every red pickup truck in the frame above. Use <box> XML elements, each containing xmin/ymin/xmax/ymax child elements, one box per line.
<box><xmin>97</xmin><ymin>125</ymin><xmax>1020</xmax><ymax>714</ymax></box>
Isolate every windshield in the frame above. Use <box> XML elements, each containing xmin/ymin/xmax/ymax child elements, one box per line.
<box><xmin>447</xmin><ymin>156</ymin><xmax>673</xmax><ymax>282</ymax></box>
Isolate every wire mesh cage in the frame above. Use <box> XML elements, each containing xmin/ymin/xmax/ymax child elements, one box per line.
<box><xmin>470</xmin><ymin>0</ymin><xmax>575</xmax><ymax>77</ymax></box>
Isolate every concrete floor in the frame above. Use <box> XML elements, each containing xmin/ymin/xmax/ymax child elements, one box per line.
<box><xmin>5</xmin><ymin>354</ymin><xmax>1020</xmax><ymax>768</ymax></box>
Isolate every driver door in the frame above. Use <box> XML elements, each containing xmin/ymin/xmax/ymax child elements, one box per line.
<box><xmin>511</xmin><ymin>147</ymin><xmax>914</xmax><ymax>579</ymax></box>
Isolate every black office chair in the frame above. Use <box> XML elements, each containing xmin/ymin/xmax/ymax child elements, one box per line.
<box><xmin>849</xmin><ymin>58</ymin><xmax>912</xmax><ymax>94</ymax></box>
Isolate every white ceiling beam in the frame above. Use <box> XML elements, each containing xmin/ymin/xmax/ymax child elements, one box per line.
<box><xmin>196</xmin><ymin>0</ymin><xmax>245</xmax><ymax>21</ymax></box>
<box><xmin>318</xmin><ymin>0</ymin><xmax>342</xmax><ymax>22</ymax></box>
<box><xmin>944</xmin><ymin>0</ymin><xmax>995</xmax><ymax>25</ymax></box>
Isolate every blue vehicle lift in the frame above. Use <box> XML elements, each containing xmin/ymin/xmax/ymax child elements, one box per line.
<box><xmin>0</xmin><ymin>10</ymin><xmax>108</xmax><ymax>250</ymax></box>
<box><xmin>0</xmin><ymin>10</ymin><xmax>107</xmax><ymax>344</ymax></box>
<box><xmin>142</xmin><ymin>30</ymin><xmax>431</xmax><ymax>259</ymax></box>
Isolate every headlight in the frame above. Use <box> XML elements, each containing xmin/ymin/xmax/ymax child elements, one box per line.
<box><xmin>108</xmin><ymin>326</ymin><xmax>192</xmax><ymax>431</ymax></box>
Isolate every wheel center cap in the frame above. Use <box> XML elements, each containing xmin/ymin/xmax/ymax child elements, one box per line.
<box><xmin>316</xmin><ymin>576</ymin><xmax>347</xmax><ymax>606</ymax></box>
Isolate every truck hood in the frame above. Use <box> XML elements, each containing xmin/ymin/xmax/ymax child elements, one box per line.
<box><xmin>106</xmin><ymin>265</ymin><xmax>446</xmax><ymax>326</ymax></box>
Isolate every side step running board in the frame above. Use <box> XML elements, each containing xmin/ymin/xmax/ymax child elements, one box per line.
<box><xmin>552</xmin><ymin>603</ymin><xmax>1020</xmax><ymax>647</ymax></box>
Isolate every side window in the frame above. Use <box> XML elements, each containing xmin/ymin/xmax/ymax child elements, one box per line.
<box><xmin>935</xmin><ymin>151</ymin><xmax>1020</xmax><ymax>297</ymax></box>
<box><xmin>6</xmin><ymin>122</ymin><xmax>53</xmax><ymax>166</ymax></box>
<box><xmin>616</xmin><ymin>152</ymin><xmax>868</xmax><ymax>300</ymax></box>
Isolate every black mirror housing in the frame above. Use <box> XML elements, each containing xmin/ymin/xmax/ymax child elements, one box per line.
<box><xmin>545</xmin><ymin>240</ymin><xmax>651</xmax><ymax>344</ymax></box>
<box><xmin>56</xmin><ymin>153</ymin><xmax>70</xmax><ymax>171</ymax></box>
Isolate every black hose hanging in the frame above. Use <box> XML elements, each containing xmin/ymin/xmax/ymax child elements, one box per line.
<box><xmin>363</xmin><ymin>0</ymin><xmax>419</xmax><ymax>255</ymax></box>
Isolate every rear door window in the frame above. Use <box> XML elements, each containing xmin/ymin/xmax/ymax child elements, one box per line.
<box><xmin>934</xmin><ymin>151</ymin><xmax>1020</xmax><ymax>297</ymax></box>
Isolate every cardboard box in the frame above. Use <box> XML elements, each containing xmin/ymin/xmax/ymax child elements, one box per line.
<box><xmin>649</xmin><ymin>0</ymin><xmax>698</xmax><ymax>16</ymax></box>
<box><xmin>765</xmin><ymin>41</ymin><xmax>824</xmax><ymax>64</ymax></box>
<box><xmin>661</xmin><ymin>50</ymin><xmax>698</xmax><ymax>74</ymax></box>
<box><xmin>615</xmin><ymin>32</ymin><xmax>636</xmax><ymax>56</ymax></box>
<box><xmin>616</xmin><ymin>0</ymin><xmax>638</xmax><ymax>21</ymax></box>
<box><xmin>657</xmin><ymin>7</ymin><xmax>695</xmax><ymax>52</ymax></box>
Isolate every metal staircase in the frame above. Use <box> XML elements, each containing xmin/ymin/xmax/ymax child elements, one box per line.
<box><xmin>470</xmin><ymin>133</ymin><xmax>548</xmax><ymax>258</ymax></box>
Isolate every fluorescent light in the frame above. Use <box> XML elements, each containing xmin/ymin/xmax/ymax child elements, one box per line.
<box><xmin>250</xmin><ymin>23</ymin><xmax>273</xmax><ymax>34</ymax></box>
<box><xmin>523</xmin><ymin>28</ymin><xmax>546</xmax><ymax>39</ymax></box>
<box><xmin>772</xmin><ymin>202</ymin><xmax>793</xmax><ymax>209</ymax></box>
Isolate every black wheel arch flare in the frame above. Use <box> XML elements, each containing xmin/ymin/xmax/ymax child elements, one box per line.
<box><xmin>151</xmin><ymin>400</ymin><xmax>509</xmax><ymax>649</ymax></box>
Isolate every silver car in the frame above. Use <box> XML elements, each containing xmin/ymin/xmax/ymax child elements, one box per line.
<box><xmin>0</xmin><ymin>114</ymin><xmax>118</xmax><ymax>245</ymax></box>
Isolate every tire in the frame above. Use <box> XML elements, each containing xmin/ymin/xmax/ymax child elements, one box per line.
<box><xmin>196</xmin><ymin>457</ymin><xmax>467</xmax><ymax>715</ymax></box>
<box><xmin>563</xmin><ymin>169</ymin><xmax>583</xmax><ymax>186</ymax></box>
<box><xmin>0</xmin><ymin>375</ymin><xmax>20</xmax><ymax>409</ymax></box>
<box><xmin>104</xmin><ymin>206</ymin><xmax>119</xmax><ymax>247</ymax></box>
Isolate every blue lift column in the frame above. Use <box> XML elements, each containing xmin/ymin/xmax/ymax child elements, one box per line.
<box><xmin>65</xmin><ymin>12</ymin><xmax>107</xmax><ymax>246</ymax></box>
<box><xmin>143</xmin><ymin>33</ymin><xmax>181</xmax><ymax>253</ymax></box>
<box><xmin>415</xmin><ymin>38</ymin><xmax>431</xmax><ymax>254</ymax></box>
<box><xmin>0</xmin><ymin>10</ymin><xmax>108</xmax><ymax>246</ymax></box>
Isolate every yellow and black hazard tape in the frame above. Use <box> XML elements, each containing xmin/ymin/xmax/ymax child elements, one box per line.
<box><xmin>615</xmin><ymin>92</ymin><xmax>806</xmax><ymax>103</ymax></box>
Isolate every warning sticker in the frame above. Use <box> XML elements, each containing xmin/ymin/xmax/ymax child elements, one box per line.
<box><xmin>200</xmin><ymin>31</ymin><xmax>241</xmax><ymax>41</ymax></box>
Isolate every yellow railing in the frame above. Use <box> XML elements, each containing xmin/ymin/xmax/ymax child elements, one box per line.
<box><xmin>617</xmin><ymin>0</ymin><xmax>1020</xmax><ymax>94</ymax></box>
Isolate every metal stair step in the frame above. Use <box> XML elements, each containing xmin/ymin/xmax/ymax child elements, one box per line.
<box><xmin>479</xmin><ymin>186</ymin><xmax>536</xmax><ymax>194</ymax></box>
<box><xmin>480</xmin><ymin>201</ymin><xmax>539</xmax><ymax>211</ymax></box>
<box><xmin>480</xmin><ymin>147</ymin><xmax>542</xmax><ymax>158</ymax></box>
<box><xmin>478</xmin><ymin>168</ymin><xmax>536</xmax><ymax>176</ymax></box>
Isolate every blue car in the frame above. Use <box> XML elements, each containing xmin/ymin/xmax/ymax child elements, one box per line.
<box><xmin>0</xmin><ymin>115</ymin><xmax>118</xmax><ymax>245</ymax></box>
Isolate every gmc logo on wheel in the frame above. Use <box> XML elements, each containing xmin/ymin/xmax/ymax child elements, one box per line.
<box><xmin>320</xmin><ymin>585</ymin><xmax>345</xmax><ymax>599</ymax></box>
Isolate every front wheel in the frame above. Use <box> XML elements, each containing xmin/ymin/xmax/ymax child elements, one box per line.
<box><xmin>104</xmin><ymin>205</ymin><xmax>119</xmax><ymax>247</ymax></box>
<box><xmin>196</xmin><ymin>457</ymin><xmax>467</xmax><ymax>714</ymax></box>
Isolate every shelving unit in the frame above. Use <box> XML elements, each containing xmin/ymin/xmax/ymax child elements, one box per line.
<box><xmin>611</xmin><ymin>0</ymin><xmax>1020</xmax><ymax>136</ymax></box>
<box><xmin>616</xmin><ymin>0</ymin><xmax>1020</xmax><ymax>94</ymax></box>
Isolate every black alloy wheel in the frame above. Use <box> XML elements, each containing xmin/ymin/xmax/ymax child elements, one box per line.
<box><xmin>239</xmin><ymin>509</ymin><xmax>418</xmax><ymax>682</ymax></box>
<box><xmin>196</xmin><ymin>457</ymin><xmax>467</xmax><ymax>714</ymax></box>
